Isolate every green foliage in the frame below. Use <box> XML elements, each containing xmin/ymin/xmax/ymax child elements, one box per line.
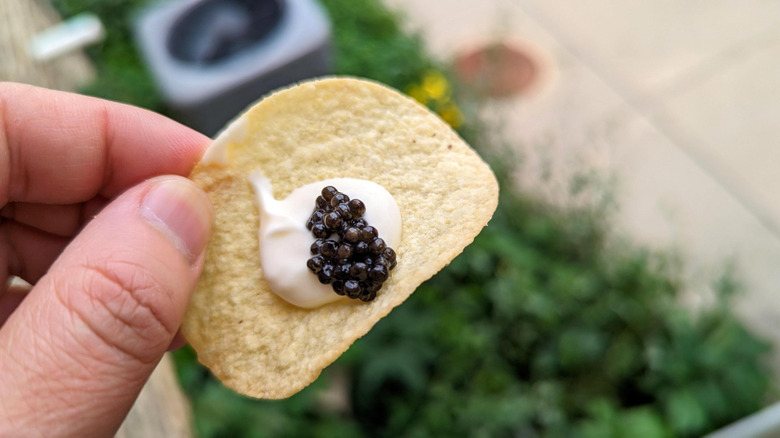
<box><xmin>51</xmin><ymin>0</ymin><xmax>163</xmax><ymax>110</ymax></box>
<box><xmin>320</xmin><ymin>0</ymin><xmax>434</xmax><ymax>89</ymax></box>
<box><xmin>337</xmin><ymin>167</ymin><xmax>771</xmax><ymax>437</ymax></box>
<box><xmin>54</xmin><ymin>0</ymin><xmax>772</xmax><ymax>436</ymax></box>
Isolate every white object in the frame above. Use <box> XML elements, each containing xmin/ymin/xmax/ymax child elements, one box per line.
<box><xmin>705</xmin><ymin>402</ymin><xmax>780</xmax><ymax>438</ymax></box>
<box><xmin>28</xmin><ymin>13</ymin><xmax>105</xmax><ymax>62</ymax></box>
<box><xmin>250</xmin><ymin>172</ymin><xmax>402</xmax><ymax>308</ymax></box>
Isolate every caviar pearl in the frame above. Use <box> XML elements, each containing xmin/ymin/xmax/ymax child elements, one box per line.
<box><xmin>320</xmin><ymin>240</ymin><xmax>338</xmax><ymax>258</ymax></box>
<box><xmin>344</xmin><ymin>227</ymin><xmax>361</xmax><ymax>243</ymax></box>
<box><xmin>306</xmin><ymin>256</ymin><xmax>325</xmax><ymax>272</ymax></box>
<box><xmin>331</xmin><ymin>280</ymin><xmax>346</xmax><ymax>295</ymax></box>
<box><xmin>355</xmin><ymin>241</ymin><xmax>369</xmax><ymax>254</ymax></box>
<box><xmin>336</xmin><ymin>203</ymin><xmax>353</xmax><ymax>220</ymax></box>
<box><xmin>323</xmin><ymin>211</ymin><xmax>343</xmax><ymax>230</ymax></box>
<box><xmin>369</xmin><ymin>238</ymin><xmax>386</xmax><ymax>254</ymax></box>
<box><xmin>311</xmin><ymin>239</ymin><xmax>325</xmax><ymax>254</ymax></box>
<box><xmin>334</xmin><ymin>264</ymin><xmax>351</xmax><ymax>280</ymax></box>
<box><xmin>349</xmin><ymin>262</ymin><xmax>368</xmax><ymax>281</ymax></box>
<box><xmin>318</xmin><ymin>264</ymin><xmax>334</xmax><ymax>284</ymax></box>
<box><xmin>336</xmin><ymin>243</ymin><xmax>354</xmax><ymax>259</ymax></box>
<box><xmin>361</xmin><ymin>226</ymin><xmax>377</xmax><ymax>242</ymax></box>
<box><xmin>348</xmin><ymin>199</ymin><xmax>366</xmax><ymax>217</ymax></box>
<box><xmin>368</xmin><ymin>265</ymin><xmax>389</xmax><ymax>282</ymax></box>
<box><xmin>365</xmin><ymin>282</ymin><xmax>381</xmax><ymax>293</ymax></box>
<box><xmin>344</xmin><ymin>280</ymin><xmax>361</xmax><ymax>298</ymax></box>
<box><xmin>382</xmin><ymin>247</ymin><xmax>396</xmax><ymax>263</ymax></box>
<box><xmin>330</xmin><ymin>193</ymin><xmax>349</xmax><ymax>207</ymax></box>
<box><xmin>306</xmin><ymin>210</ymin><xmax>324</xmax><ymax>230</ymax></box>
<box><xmin>312</xmin><ymin>223</ymin><xmax>329</xmax><ymax>238</ymax></box>
<box><xmin>383</xmin><ymin>247</ymin><xmax>397</xmax><ymax>269</ymax></box>
<box><xmin>321</xmin><ymin>186</ymin><xmax>338</xmax><ymax>201</ymax></box>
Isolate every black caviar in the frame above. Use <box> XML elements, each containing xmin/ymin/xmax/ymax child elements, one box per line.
<box><xmin>305</xmin><ymin>185</ymin><xmax>397</xmax><ymax>302</ymax></box>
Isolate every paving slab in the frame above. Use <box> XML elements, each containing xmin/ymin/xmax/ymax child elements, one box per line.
<box><xmin>662</xmin><ymin>34</ymin><xmax>780</xmax><ymax>228</ymax></box>
<box><xmin>515</xmin><ymin>0</ymin><xmax>780</xmax><ymax>96</ymax></box>
<box><xmin>604</xmin><ymin>110</ymin><xmax>780</xmax><ymax>361</ymax></box>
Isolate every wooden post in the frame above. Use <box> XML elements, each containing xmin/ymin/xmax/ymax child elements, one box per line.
<box><xmin>116</xmin><ymin>353</ymin><xmax>195</xmax><ymax>438</ymax></box>
<box><xmin>0</xmin><ymin>0</ymin><xmax>94</xmax><ymax>89</ymax></box>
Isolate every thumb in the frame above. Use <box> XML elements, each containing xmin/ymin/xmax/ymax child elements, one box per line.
<box><xmin>0</xmin><ymin>176</ymin><xmax>213</xmax><ymax>437</ymax></box>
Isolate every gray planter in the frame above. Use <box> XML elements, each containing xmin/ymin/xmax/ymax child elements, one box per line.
<box><xmin>134</xmin><ymin>0</ymin><xmax>331</xmax><ymax>135</ymax></box>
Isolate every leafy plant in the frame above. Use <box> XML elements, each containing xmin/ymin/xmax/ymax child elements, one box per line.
<box><xmin>335</xmin><ymin>154</ymin><xmax>771</xmax><ymax>437</ymax></box>
<box><xmin>52</xmin><ymin>0</ymin><xmax>163</xmax><ymax>110</ymax></box>
<box><xmin>322</xmin><ymin>0</ymin><xmax>433</xmax><ymax>89</ymax></box>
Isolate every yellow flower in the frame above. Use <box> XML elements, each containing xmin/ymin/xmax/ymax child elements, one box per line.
<box><xmin>421</xmin><ymin>71</ymin><xmax>450</xmax><ymax>100</ymax></box>
<box><xmin>405</xmin><ymin>84</ymin><xmax>428</xmax><ymax>105</ymax></box>
<box><xmin>405</xmin><ymin>72</ymin><xmax>463</xmax><ymax>129</ymax></box>
<box><xmin>438</xmin><ymin>102</ymin><xmax>463</xmax><ymax>129</ymax></box>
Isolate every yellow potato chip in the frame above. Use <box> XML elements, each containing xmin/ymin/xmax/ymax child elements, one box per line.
<box><xmin>183</xmin><ymin>77</ymin><xmax>498</xmax><ymax>399</ymax></box>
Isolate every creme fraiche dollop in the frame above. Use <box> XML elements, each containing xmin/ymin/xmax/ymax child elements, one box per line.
<box><xmin>249</xmin><ymin>172</ymin><xmax>402</xmax><ymax>308</ymax></box>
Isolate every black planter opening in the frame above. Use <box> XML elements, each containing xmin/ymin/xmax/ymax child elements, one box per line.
<box><xmin>168</xmin><ymin>0</ymin><xmax>285</xmax><ymax>64</ymax></box>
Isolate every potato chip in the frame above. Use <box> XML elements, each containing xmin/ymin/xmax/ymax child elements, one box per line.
<box><xmin>183</xmin><ymin>77</ymin><xmax>498</xmax><ymax>399</ymax></box>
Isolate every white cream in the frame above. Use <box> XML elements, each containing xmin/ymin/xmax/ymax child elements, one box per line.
<box><xmin>249</xmin><ymin>172</ymin><xmax>402</xmax><ymax>308</ymax></box>
<box><xmin>201</xmin><ymin>117</ymin><xmax>248</xmax><ymax>165</ymax></box>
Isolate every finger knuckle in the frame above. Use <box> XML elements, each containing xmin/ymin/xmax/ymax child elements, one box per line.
<box><xmin>66</xmin><ymin>259</ymin><xmax>176</xmax><ymax>364</ymax></box>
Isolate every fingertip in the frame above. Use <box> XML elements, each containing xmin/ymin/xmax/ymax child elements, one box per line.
<box><xmin>167</xmin><ymin>330</ymin><xmax>187</xmax><ymax>352</ymax></box>
<box><xmin>141</xmin><ymin>177</ymin><xmax>214</xmax><ymax>265</ymax></box>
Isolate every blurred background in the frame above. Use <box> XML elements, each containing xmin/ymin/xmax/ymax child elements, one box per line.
<box><xmin>4</xmin><ymin>0</ymin><xmax>780</xmax><ymax>436</ymax></box>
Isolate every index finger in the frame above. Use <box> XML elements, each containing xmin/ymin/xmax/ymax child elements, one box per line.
<box><xmin>0</xmin><ymin>82</ymin><xmax>210</xmax><ymax>204</ymax></box>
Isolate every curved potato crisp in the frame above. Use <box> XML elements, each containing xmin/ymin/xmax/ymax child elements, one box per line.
<box><xmin>183</xmin><ymin>77</ymin><xmax>498</xmax><ymax>399</ymax></box>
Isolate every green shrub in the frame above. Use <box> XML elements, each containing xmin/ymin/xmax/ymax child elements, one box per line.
<box><xmin>53</xmin><ymin>0</ymin><xmax>773</xmax><ymax>436</ymax></box>
<box><xmin>52</xmin><ymin>0</ymin><xmax>163</xmax><ymax>110</ymax></box>
<box><xmin>333</xmin><ymin>155</ymin><xmax>771</xmax><ymax>437</ymax></box>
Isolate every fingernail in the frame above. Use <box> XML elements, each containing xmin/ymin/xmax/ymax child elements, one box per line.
<box><xmin>141</xmin><ymin>178</ymin><xmax>213</xmax><ymax>264</ymax></box>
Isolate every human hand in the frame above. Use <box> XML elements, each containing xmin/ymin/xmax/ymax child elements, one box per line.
<box><xmin>0</xmin><ymin>83</ymin><xmax>214</xmax><ymax>436</ymax></box>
